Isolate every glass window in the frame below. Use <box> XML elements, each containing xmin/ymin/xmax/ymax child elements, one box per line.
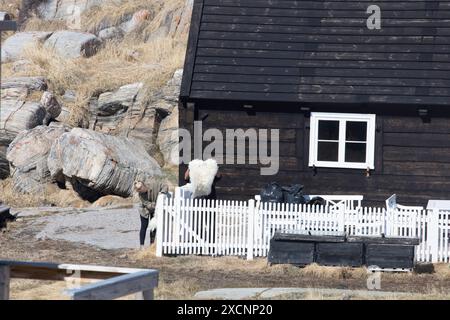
<box><xmin>346</xmin><ymin>121</ymin><xmax>367</xmax><ymax>141</ymax></box>
<box><xmin>318</xmin><ymin>141</ymin><xmax>339</xmax><ymax>162</ymax></box>
<box><xmin>318</xmin><ymin>120</ymin><xmax>339</xmax><ymax>140</ymax></box>
<box><xmin>309</xmin><ymin>113</ymin><xmax>375</xmax><ymax>169</ymax></box>
<box><xmin>345</xmin><ymin>142</ymin><xmax>366</xmax><ymax>163</ymax></box>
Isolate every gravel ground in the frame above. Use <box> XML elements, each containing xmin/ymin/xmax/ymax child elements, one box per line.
<box><xmin>15</xmin><ymin>205</ymin><xmax>143</xmax><ymax>249</ymax></box>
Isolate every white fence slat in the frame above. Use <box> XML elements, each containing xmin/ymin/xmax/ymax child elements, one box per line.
<box><xmin>247</xmin><ymin>199</ymin><xmax>255</xmax><ymax>260</ymax></box>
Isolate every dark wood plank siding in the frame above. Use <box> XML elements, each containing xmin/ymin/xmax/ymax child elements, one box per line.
<box><xmin>181</xmin><ymin>104</ymin><xmax>450</xmax><ymax>206</ymax></box>
<box><xmin>181</xmin><ymin>0</ymin><xmax>450</xmax><ymax>106</ymax></box>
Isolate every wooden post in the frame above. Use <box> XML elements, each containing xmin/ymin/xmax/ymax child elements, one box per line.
<box><xmin>246</xmin><ymin>199</ymin><xmax>255</xmax><ymax>260</ymax></box>
<box><xmin>155</xmin><ymin>194</ymin><xmax>165</xmax><ymax>257</ymax></box>
<box><xmin>141</xmin><ymin>289</ymin><xmax>154</xmax><ymax>300</ymax></box>
<box><xmin>0</xmin><ymin>265</ymin><xmax>11</xmax><ymax>300</ymax></box>
<box><xmin>135</xmin><ymin>289</ymin><xmax>154</xmax><ymax>300</ymax></box>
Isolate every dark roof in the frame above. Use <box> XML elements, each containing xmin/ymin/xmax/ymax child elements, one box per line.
<box><xmin>180</xmin><ymin>0</ymin><xmax>450</xmax><ymax>106</ymax></box>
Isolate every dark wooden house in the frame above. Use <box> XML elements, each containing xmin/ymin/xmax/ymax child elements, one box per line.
<box><xmin>179</xmin><ymin>0</ymin><xmax>450</xmax><ymax>206</ymax></box>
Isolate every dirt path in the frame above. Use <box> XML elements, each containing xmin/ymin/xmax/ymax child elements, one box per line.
<box><xmin>1</xmin><ymin>208</ymin><xmax>450</xmax><ymax>299</ymax></box>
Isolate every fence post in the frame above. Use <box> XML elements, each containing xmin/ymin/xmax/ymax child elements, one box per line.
<box><xmin>428</xmin><ymin>209</ymin><xmax>440</xmax><ymax>263</ymax></box>
<box><xmin>155</xmin><ymin>194</ymin><xmax>166</xmax><ymax>258</ymax></box>
<box><xmin>0</xmin><ymin>265</ymin><xmax>10</xmax><ymax>300</ymax></box>
<box><xmin>246</xmin><ymin>199</ymin><xmax>255</xmax><ymax>260</ymax></box>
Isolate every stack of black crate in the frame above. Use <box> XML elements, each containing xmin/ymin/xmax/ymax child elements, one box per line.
<box><xmin>268</xmin><ymin>232</ymin><xmax>420</xmax><ymax>269</ymax></box>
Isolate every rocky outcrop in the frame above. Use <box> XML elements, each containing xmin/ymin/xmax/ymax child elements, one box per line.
<box><xmin>96</xmin><ymin>82</ymin><xmax>143</xmax><ymax>117</ymax></box>
<box><xmin>6</xmin><ymin>125</ymin><xmax>69</xmax><ymax>194</ymax></box>
<box><xmin>44</xmin><ymin>31</ymin><xmax>101</xmax><ymax>59</ymax></box>
<box><xmin>40</xmin><ymin>91</ymin><xmax>62</xmax><ymax>125</ymax></box>
<box><xmin>0</xmin><ymin>100</ymin><xmax>47</xmax><ymax>138</ymax></box>
<box><xmin>0</xmin><ymin>77</ymin><xmax>55</xmax><ymax>178</ymax></box>
<box><xmin>98</xmin><ymin>27</ymin><xmax>123</xmax><ymax>40</ymax></box>
<box><xmin>1</xmin><ymin>76</ymin><xmax>48</xmax><ymax>92</ymax></box>
<box><xmin>89</xmin><ymin>83</ymin><xmax>163</xmax><ymax>155</ymax></box>
<box><xmin>48</xmin><ymin>128</ymin><xmax>162</xmax><ymax>198</ymax></box>
<box><xmin>87</xmin><ymin>69</ymin><xmax>182</xmax><ymax>168</ymax></box>
<box><xmin>157</xmin><ymin>107</ymin><xmax>179</xmax><ymax>166</ymax></box>
<box><xmin>0</xmin><ymin>100</ymin><xmax>47</xmax><ymax>178</ymax></box>
<box><xmin>160</xmin><ymin>69</ymin><xmax>183</xmax><ymax>103</ymax></box>
<box><xmin>37</xmin><ymin>0</ymin><xmax>103</xmax><ymax>21</ymax></box>
<box><xmin>120</xmin><ymin>9</ymin><xmax>151</xmax><ymax>33</ymax></box>
<box><xmin>1</xmin><ymin>32</ymin><xmax>53</xmax><ymax>63</ymax></box>
<box><xmin>146</xmin><ymin>0</ymin><xmax>193</xmax><ymax>42</ymax></box>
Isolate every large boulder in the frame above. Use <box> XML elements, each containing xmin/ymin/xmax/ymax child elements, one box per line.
<box><xmin>96</xmin><ymin>82</ymin><xmax>143</xmax><ymax>117</ymax></box>
<box><xmin>44</xmin><ymin>31</ymin><xmax>101</xmax><ymax>59</ymax></box>
<box><xmin>37</xmin><ymin>0</ymin><xmax>103</xmax><ymax>21</ymax></box>
<box><xmin>98</xmin><ymin>27</ymin><xmax>123</xmax><ymax>40</ymax></box>
<box><xmin>6</xmin><ymin>125</ymin><xmax>69</xmax><ymax>193</ymax></box>
<box><xmin>48</xmin><ymin>128</ymin><xmax>162</xmax><ymax>197</ymax></box>
<box><xmin>0</xmin><ymin>100</ymin><xmax>47</xmax><ymax>178</ymax></box>
<box><xmin>40</xmin><ymin>91</ymin><xmax>62</xmax><ymax>124</ymax></box>
<box><xmin>0</xmin><ymin>77</ymin><xmax>50</xmax><ymax>178</ymax></box>
<box><xmin>1</xmin><ymin>32</ymin><xmax>53</xmax><ymax>63</ymax></box>
<box><xmin>88</xmin><ymin>70</ymin><xmax>182</xmax><ymax>164</ymax></box>
<box><xmin>1</xmin><ymin>76</ymin><xmax>48</xmax><ymax>92</ymax></box>
<box><xmin>0</xmin><ymin>100</ymin><xmax>47</xmax><ymax>138</ymax></box>
<box><xmin>89</xmin><ymin>82</ymin><xmax>165</xmax><ymax>154</ymax></box>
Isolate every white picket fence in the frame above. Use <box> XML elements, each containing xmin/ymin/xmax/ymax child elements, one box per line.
<box><xmin>155</xmin><ymin>192</ymin><xmax>450</xmax><ymax>263</ymax></box>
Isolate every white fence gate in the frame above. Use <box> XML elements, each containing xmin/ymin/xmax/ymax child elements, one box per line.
<box><xmin>155</xmin><ymin>193</ymin><xmax>450</xmax><ymax>263</ymax></box>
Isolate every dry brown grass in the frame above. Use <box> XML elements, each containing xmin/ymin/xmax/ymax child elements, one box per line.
<box><xmin>22</xmin><ymin>16</ymin><xmax>68</xmax><ymax>32</ymax></box>
<box><xmin>0</xmin><ymin>178</ymin><xmax>90</xmax><ymax>208</ymax></box>
<box><xmin>131</xmin><ymin>254</ymin><xmax>367</xmax><ymax>281</ymax></box>
<box><xmin>82</xmin><ymin>0</ymin><xmax>162</xmax><ymax>34</ymax></box>
<box><xmin>156</xmin><ymin>278</ymin><xmax>202</xmax><ymax>300</ymax></box>
<box><xmin>19</xmin><ymin>34</ymin><xmax>185</xmax><ymax>126</ymax></box>
<box><xmin>10</xmin><ymin>279</ymin><xmax>69</xmax><ymax>300</ymax></box>
<box><xmin>0</xmin><ymin>0</ymin><xmax>21</xmax><ymax>19</ymax></box>
<box><xmin>433</xmin><ymin>263</ymin><xmax>450</xmax><ymax>279</ymax></box>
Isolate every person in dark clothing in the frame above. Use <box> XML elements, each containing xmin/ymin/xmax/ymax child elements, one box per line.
<box><xmin>134</xmin><ymin>179</ymin><xmax>168</xmax><ymax>249</ymax></box>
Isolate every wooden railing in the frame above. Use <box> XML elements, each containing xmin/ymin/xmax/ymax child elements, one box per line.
<box><xmin>0</xmin><ymin>260</ymin><xmax>159</xmax><ymax>300</ymax></box>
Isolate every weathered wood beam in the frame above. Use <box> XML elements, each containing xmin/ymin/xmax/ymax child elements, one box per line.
<box><xmin>0</xmin><ymin>266</ymin><xmax>10</xmax><ymax>300</ymax></box>
<box><xmin>66</xmin><ymin>270</ymin><xmax>158</xmax><ymax>300</ymax></box>
<box><xmin>0</xmin><ymin>21</ymin><xmax>16</xmax><ymax>31</ymax></box>
<box><xmin>0</xmin><ymin>261</ymin><xmax>159</xmax><ymax>300</ymax></box>
<box><xmin>0</xmin><ymin>260</ymin><xmax>155</xmax><ymax>281</ymax></box>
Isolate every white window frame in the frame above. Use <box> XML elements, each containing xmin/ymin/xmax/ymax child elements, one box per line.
<box><xmin>308</xmin><ymin>112</ymin><xmax>376</xmax><ymax>169</ymax></box>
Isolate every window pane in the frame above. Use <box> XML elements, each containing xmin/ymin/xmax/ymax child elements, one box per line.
<box><xmin>318</xmin><ymin>120</ymin><xmax>339</xmax><ymax>140</ymax></box>
<box><xmin>346</xmin><ymin>121</ymin><xmax>367</xmax><ymax>142</ymax></box>
<box><xmin>345</xmin><ymin>142</ymin><xmax>366</xmax><ymax>163</ymax></box>
<box><xmin>318</xmin><ymin>141</ymin><xmax>339</xmax><ymax>162</ymax></box>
